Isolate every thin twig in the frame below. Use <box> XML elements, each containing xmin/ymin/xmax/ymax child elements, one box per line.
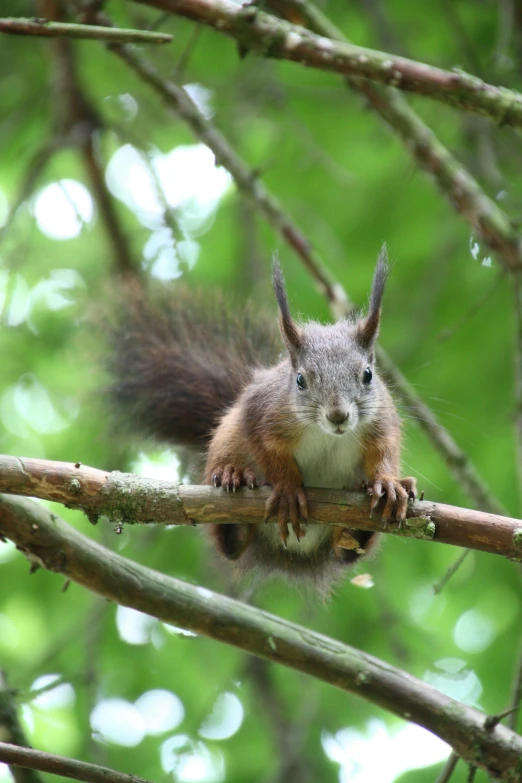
<box><xmin>435</xmin><ymin>752</ymin><xmax>459</xmax><ymax>783</ymax></box>
<box><xmin>246</xmin><ymin>658</ymin><xmax>316</xmax><ymax>783</ymax></box>
<box><xmin>106</xmin><ymin>39</ymin><xmax>348</xmax><ymax>310</ymax></box>
<box><xmin>513</xmin><ymin>272</ymin><xmax>522</xmax><ymax>504</ymax></box>
<box><xmin>484</xmin><ymin>706</ymin><xmax>519</xmax><ymax>729</ymax></box>
<box><xmin>42</xmin><ymin>7</ymin><xmax>139</xmax><ymax>279</ymax></box>
<box><xmin>374</xmin><ymin>353</ymin><xmax>505</xmax><ymax>515</ymax></box>
<box><xmin>0</xmin><ymin>673</ymin><xmax>43</xmax><ymax>783</ymax></box>
<box><xmin>0</xmin><ymin>139</ymin><xmax>60</xmax><ymax>244</ymax></box>
<box><xmin>438</xmin><ymin>274</ymin><xmax>504</xmax><ymax>341</ymax></box>
<box><xmin>1</xmin><ymin>494</ymin><xmax>521</xmax><ymax>780</ymax></box>
<box><xmin>0</xmin><ymin>16</ymin><xmax>172</xmax><ymax>43</ymax></box>
<box><xmin>508</xmin><ymin>641</ymin><xmax>522</xmax><ymax>731</ymax></box>
<box><xmin>0</xmin><ymin>742</ymin><xmax>154</xmax><ymax>783</ymax></box>
<box><xmin>433</xmin><ymin>549</ymin><xmax>472</xmax><ymax>595</ymax></box>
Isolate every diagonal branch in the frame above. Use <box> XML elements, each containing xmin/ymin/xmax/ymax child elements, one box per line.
<box><xmin>0</xmin><ymin>17</ymin><xmax>172</xmax><ymax>43</ymax></box>
<box><xmin>263</xmin><ymin>0</ymin><xmax>522</xmax><ymax>278</ymax></box>
<box><xmin>0</xmin><ymin>741</ymin><xmax>154</xmax><ymax>783</ymax></box>
<box><xmin>0</xmin><ymin>673</ymin><xmax>43</xmax><ymax>783</ymax></box>
<box><xmin>508</xmin><ymin>642</ymin><xmax>522</xmax><ymax>732</ymax></box>
<box><xmin>90</xmin><ymin>32</ymin><xmax>505</xmax><ymax>516</ymax></box>
<box><xmin>0</xmin><ymin>456</ymin><xmax>521</xmax><ymax>559</ymax></box>
<box><xmin>435</xmin><ymin>752</ymin><xmax>460</xmax><ymax>783</ymax></box>
<box><xmin>42</xmin><ymin>0</ymin><xmax>139</xmax><ymax>280</ymax></box>
<box><xmin>0</xmin><ymin>494</ymin><xmax>521</xmax><ymax>780</ymax></box>
<box><xmin>129</xmin><ymin>0</ymin><xmax>522</xmax><ymax>138</ymax></box>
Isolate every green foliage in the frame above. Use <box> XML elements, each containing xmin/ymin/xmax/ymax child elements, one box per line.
<box><xmin>0</xmin><ymin>1</ymin><xmax>521</xmax><ymax>781</ymax></box>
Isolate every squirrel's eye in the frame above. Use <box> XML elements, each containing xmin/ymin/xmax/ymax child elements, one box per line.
<box><xmin>296</xmin><ymin>373</ymin><xmax>307</xmax><ymax>390</ymax></box>
<box><xmin>363</xmin><ymin>366</ymin><xmax>373</xmax><ymax>384</ymax></box>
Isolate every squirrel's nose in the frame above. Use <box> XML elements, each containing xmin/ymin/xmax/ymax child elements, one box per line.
<box><xmin>327</xmin><ymin>409</ymin><xmax>349</xmax><ymax>425</ymax></box>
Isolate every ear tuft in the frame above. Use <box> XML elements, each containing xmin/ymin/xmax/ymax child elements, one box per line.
<box><xmin>272</xmin><ymin>256</ymin><xmax>302</xmax><ymax>361</ymax></box>
<box><xmin>356</xmin><ymin>244</ymin><xmax>389</xmax><ymax>350</ymax></box>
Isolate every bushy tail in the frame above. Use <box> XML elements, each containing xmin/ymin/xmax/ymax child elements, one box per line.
<box><xmin>107</xmin><ymin>283</ymin><xmax>281</xmax><ymax>448</ymax></box>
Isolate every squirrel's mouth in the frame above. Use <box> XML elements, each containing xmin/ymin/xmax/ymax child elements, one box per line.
<box><xmin>320</xmin><ymin>422</ymin><xmax>348</xmax><ymax>436</ymax></box>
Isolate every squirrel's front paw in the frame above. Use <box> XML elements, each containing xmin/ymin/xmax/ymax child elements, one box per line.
<box><xmin>211</xmin><ymin>465</ymin><xmax>257</xmax><ymax>492</ymax></box>
<box><xmin>264</xmin><ymin>483</ymin><xmax>308</xmax><ymax>547</ymax></box>
<box><xmin>367</xmin><ymin>475</ymin><xmax>417</xmax><ymax>524</ymax></box>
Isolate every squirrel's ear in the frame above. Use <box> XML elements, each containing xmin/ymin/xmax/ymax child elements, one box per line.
<box><xmin>356</xmin><ymin>244</ymin><xmax>389</xmax><ymax>350</ymax></box>
<box><xmin>272</xmin><ymin>257</ymin><xmax>302</xmax><ymax>362</ymax></box>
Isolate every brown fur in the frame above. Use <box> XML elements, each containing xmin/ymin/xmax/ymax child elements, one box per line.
<box><xmin>108</xmin><ymin>251</ymin><xmax>416</xmax><ymax>589</ymax></box>
<box><xmin>107</xmin><ymin>283</ymin><xmax>281</xmax><ymax>447</ymax></box>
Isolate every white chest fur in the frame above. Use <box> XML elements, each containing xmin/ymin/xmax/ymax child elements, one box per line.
<box><xmin>260</xmin><ymin>425</ymin><xmax>366</xmax><ymax>554</ymax></box>
<box><xmin>294</xmin><ymin>425</ymin><xmax>365</xmax><ymax>490</ymax></box>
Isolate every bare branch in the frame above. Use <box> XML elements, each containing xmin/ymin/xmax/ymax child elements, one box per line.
<box><xmin>513</xmin><ymin>273</ymin><xmax>522</xmax><ymax>502</ymax></box>
<box><xmin>129</xmin><ymin>0</ymin><xmax>522</xmax><ymax>140</ymax></box>
<box><xmin>508</xmin><ymin>642</ymin><xmax>522</xmax><ymax>732</ymax></box>
<box><xmin>263</xmin><ymin>0</ymin><xmax>522</xmax><ymax>279</ymax></box>
<box><xmin>0</xmin><ymin>16</ymin><xmax>172</xmax><ymax>43</ymax></box>
<box><xmin>91</xmin><ymin>32</ymin><xmax>506</xmax><ymax>516</ymax></box>
<box><xmin>0</xmin><ymin>741</ymin><xmax>154</xmax><ymax>783</ymax></box>
<box><xmin>0</xmin><ymin>494</ymin><xmax>521</xmax><ymax>780</ymax></box>
<box><xmin>106</xmin><ymin>40</ymin><xmax>347</xmax><ymax>312</ymax></box>
<box><xmin>0</xmin><ymin>673</ymin><xmax>43</xmax><ymax>783</ymax></box>
<box><xmin>0</xmin><ymin>455</ymin><xmax>521</xmax><ymax>559</ymax></box>
<box><xmin>433</xmin><ymin>549</ymin><xmax>472</xmax><ymax>595</ymax></box>
<box><xmin>42</xmin><ymin>4</ymin><xmax>139</xmax><ymax>280</ymax></box>
<box><xmin>435</xmin><ymin>752</ymin><xmax>459</xmax><ymax>783</ymax></box>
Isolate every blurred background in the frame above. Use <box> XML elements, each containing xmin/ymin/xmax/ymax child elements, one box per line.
<box><xmin>1</xmin><ymin>0</ymin><xmax>521</xmax><ymax>781</ymax></box>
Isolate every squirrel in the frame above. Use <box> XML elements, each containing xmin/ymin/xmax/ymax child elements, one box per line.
<box><xmin>108</xmin><ymin>247</ymin><xmax>416</xmax><ymax>589</ymax></box>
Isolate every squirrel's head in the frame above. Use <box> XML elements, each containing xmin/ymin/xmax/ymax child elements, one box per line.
<box><xmin>272</xmin><ymin>248</ymin><xmax>388</xmax><ymax>437</ymax></box>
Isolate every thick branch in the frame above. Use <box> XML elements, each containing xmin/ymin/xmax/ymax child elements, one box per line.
<box><xmin>130</xmin><ymin>0</ymin><xmax>522</xmax><ymax>136</ymax></box>
<box><xmin>0</xmin><ymin>17</ymin><xmax>172</xmax><ymax>43</ymax></box>
<box><xmin>0</xmin><ymin>742</ymin><xmax>153</xmax><ymax>783</ymax></box>
<box><xmin>0</xmin><ymin>494</ymin><xmax>521</xmax><ymax>780</ymax></box>
<box><xmin>0</xmin><ymin>456</ymin><xmax>521</xmax><ymax>559</ymax></box>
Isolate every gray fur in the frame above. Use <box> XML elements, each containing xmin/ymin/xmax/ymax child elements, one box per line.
<box><xmin>288</xmin><ymin>319</ymin><xmax>383</xmax><ymax>437</ymax></box>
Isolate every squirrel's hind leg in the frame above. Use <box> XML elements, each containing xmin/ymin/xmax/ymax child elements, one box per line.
<box><xmin>332</xmin><ymin>528</ymin><xmax>380</xmax><ymax>564</ymax></box>
<box><xmin>209</xmin><ymin>523</ymin><xmax>256</xmax><ymax>560</ymax></box>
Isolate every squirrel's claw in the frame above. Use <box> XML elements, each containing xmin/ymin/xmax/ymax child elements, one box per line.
<box><xmin>367</xmin><ymin>475</ymin><xmax>414</xmax><ymax>528</ymax></box>
<box><xmin>211</xmin><ymin>465</ymin><xmax>258</xmax><ymax>493</ymax></box>
<box><xmin>265</xmin><ymin>484</ymin><xmax>308</xmax><ymax>546</ymax></box>
<box><xmin>400</xmin><ymin>476</ymin><xmax>417</xmax><ymax>502</ymax></box>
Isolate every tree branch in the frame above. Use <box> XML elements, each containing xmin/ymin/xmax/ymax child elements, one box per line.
<box><xmin>0</xmin><ymin>673</ymin><xmax>43</xmax><ymax>783</ymax></box>
<box><xmin>508</xmin><ymin>642</ymin><xmax>522</xmax><ymax>732</ymax></box>
<box><xmin>435</xmin><ymin>752</ymin><xmax>460</xmax><ymax>783</ymax></box>
<box><xmin>129</xmin><ymin>0</ymin><xmax>522</xmax><ymax>136</ymax></box>
<box><xmin>263</xmin><ymin>0</ymin><xmax>522</xmax><ymax>278</ymax></box>
<box><xmin>0</xmin><ymin>17</ymin><xmax>172</xmax><ymax>43</ymax></box>
<box><xmin>106</xmin><ymin>39</ymin><xmax>348</xmax><ymax>312</ymax></box>
<box><xmin>0</xmin><ymin>494</ymin><xmax>521</xmax><ymax>780</ymax></box>
<box><xmin>42</xmin><ymin>1</ymin><xmax>140</xmax><ymax>280</ymax></box>
<box><xmin>91</xmin><ymin>28</ymin><xmax>507</xmax><ymax>517</ymax></box>
<box><xmin>0</xmin><ymin>455</ymin><xmax>521</xmax><ymax>559</ymax></box>
<box><xmin>0</xmin><ymin>741</ymin><xmax>154</xmax><ymax>783</ymax></box>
